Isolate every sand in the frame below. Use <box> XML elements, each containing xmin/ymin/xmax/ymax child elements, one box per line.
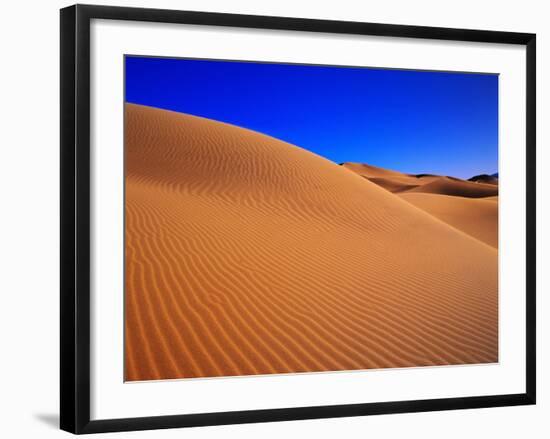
<box><xmin>342</xmin><ymin>162</ymin><xmax>498</xmax><ymax>198</ymax></box>
<box><xmin>404</xmin><ymin>177</ymin><xmax>498</xmax><ymax>198</ymax></box>
<box><xmin>125</xmin><ymin>103</ymin><xmax>498</xmax><ymax>381</ymax></box>
<box><xmin>341</xmin><ymin>162</ymin><xmax>439</xmax><ymax>193</ymax></box>
<box><xmin>469</xmin><ymin>174</ymin><xmax>499</xmax><ymax>185</ymax></box>
<box><xmin>342</xmin><ymin>162</ymin><xmax>499</xmax><ymax>247</ymax></box>
<box><xmin>399</xmin><ymin>193</ymin><xmax>498</xmax><ymax>248</ymax></box>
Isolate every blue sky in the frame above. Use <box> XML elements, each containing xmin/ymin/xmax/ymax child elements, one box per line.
<box><xmin>126</xmin><ymin>56</ymin><xmax>498</xmax><ymax>179</ymax></box>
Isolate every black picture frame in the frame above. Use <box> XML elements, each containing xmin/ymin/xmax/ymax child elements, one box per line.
<box><xmin>60</xmin><ymin>4</ymin><xmax>536</xmax><ymax>434</ymax></box>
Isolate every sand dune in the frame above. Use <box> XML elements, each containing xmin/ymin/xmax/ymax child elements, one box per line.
<box><xmin>342</xmin><ymin>162</ymin><xmax>499</xmax><ymax>198</ymax></box>
<box><xmin>125</xmin><ymin>104</ymin><xmax>498</xmax><ymax>381</ymax></box>
<box><xmin>341</xmin><ymin>162</ymin><xmax>439</xmax><ymax>193</ymax></box>
<box><xmin>399</xmin><ymin>193</ymin><xmax>498</xmax><ymax>248</ymax></box>
<box><xmin>469</xmin><ymin>174</ymin><xmax>499</xmax><ymax>185</ymax></box>
<box><xmin>362</xmin><ymin>177</ymin><xmax>420</xmax><ymax>193</ymax></box>
<box><xmin>343</xmin><ymin>162</ymin><xmax>499</xmax><ymax>247</ymax></box>
<box><xmin>404</xmin><ymin>176</ymin><xmax>498</xmax><ymax>198</ymax></box>
<box><xmin>342</xmin><ymin>162</ymin><xmax>409</xmax><ymax>179</ymax></box>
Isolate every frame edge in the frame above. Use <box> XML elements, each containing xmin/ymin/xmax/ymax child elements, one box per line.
<box><xmin>525</xmin><ymin>34</ymin><xmax>536</xmax><ymax>404</ymax></box>
<box><xmin>75</xmin><ymin>3</ymin><xmax>534</xmax><ymax>44</ymax></box>
<box><xmin>78</xmin><ymin>394</ymin><xmax>534</xmax><ymax>434</ymax></box>
<box><xmin>60</xmin><ymin>4</ymin><xmax>78</xmax><ymax>434</ymax></box>
<box><xmin>61</xmin><ymin>4</ymin><xmax>94</xmax><ymax>434</ymax></box>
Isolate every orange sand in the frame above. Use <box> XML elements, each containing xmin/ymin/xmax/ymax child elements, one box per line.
<box><xmin>399</xmin><ymin>193</ymin><xmax>498</xmax><ymax>248</ymax></box>
<box><xmin>125</xmin><ymin>104</ymin><xmax>498</xmax><ymax>381</ymax></box>
<box><xmin>343</xmin><ymin>162</ymin><xmax>499</xmax><ymax>247</ymax></box>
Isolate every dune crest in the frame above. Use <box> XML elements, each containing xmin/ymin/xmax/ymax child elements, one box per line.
<box><xmin>341</xmin><ymin>162</ymin><xmax>439</xmax><ymax>193</ymax></box>
<box><xmin>125</xmin><ymin>104</ymin><xmax>498</xmax><ymax>381</ymax></box>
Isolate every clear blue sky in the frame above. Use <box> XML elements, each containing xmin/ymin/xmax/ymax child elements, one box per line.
<box><xmin>126</xmin><ymin>56</ymin><xmax>498</xmax><ymax>179</ymax></box>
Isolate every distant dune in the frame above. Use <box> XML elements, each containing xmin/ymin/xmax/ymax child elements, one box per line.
<box><xmin>125</xmin><ymin>104</ymin><xmax>498</xmax><ymax>381</ymax></box>
<box><xmin>341</xmin><ymin>162</ymin><xmax>498</xmax><ymax>198</ymax></box>
<box><xmin>404</xmin><ymin>176</ymin><xmax>498</xmax><ymax>198</ymax></box>
<box><xmin>468</xmin><ymin>174</ymin><xmax>499</xmax><ymax>185</ymax></box>
<box><xmin>341</xmin><ymin>163</ymin><xmax>440</xmax><ymax>193</ymax></box>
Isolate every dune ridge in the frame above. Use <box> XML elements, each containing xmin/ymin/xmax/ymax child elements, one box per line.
<box><xmin>404</xmin><ymin>177</ymin><xmax>498</xmax><ymax>198</ymax></box>
<box><xmin>125</xmin><ymin>104</ymin><xmax>498</xmax><ymax>381</ymax></box>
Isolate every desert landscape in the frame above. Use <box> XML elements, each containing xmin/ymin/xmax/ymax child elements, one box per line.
<box><xmin>124</xmin><ymin>103</ymin><xmax>498</xmax><ymax>381</ymax></box>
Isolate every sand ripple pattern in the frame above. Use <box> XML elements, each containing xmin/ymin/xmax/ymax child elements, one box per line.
<box><xmin>125</xmin><ymin>104</ymin><xmax>498</xmax><ymax>381</ymax></box>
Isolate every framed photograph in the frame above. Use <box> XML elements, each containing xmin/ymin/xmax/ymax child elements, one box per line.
<box><xmin>60</xmin><ymin>4</ymin><xmax>536</xmax><ymax>434</ymax></box>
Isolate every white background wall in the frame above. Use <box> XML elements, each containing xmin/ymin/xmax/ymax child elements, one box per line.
<box><xmin>0</xmin><ymin>0</ymin><xmax>546</xmax><ymax>437</ymax></box>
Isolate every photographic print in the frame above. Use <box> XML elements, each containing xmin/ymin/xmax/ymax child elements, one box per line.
<box><xmin>124</xmin><ymin>56</ymin><xmax>499</xmax><ymax>382</ymax></box>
